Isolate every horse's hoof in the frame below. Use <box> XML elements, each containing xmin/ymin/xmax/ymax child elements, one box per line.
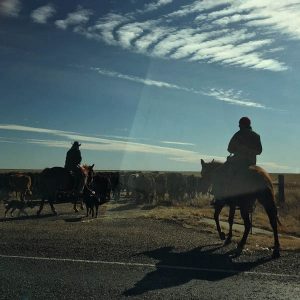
<box><xmin>272</xmin><ymin>249</ymin><xmax>280</xmax><ymax>259</ymax></box>
<box><xmin>220</xmin><ymin>232</ymin><xmax>226</xmax><ymax>240</ymax></box>
<box><xmin>224</xmin><ymin>238</ymin><xmax>232</xmax><ymax>246</ymax></box>
<box><xmin>74</xmin><ymin>209</ymin><xmax>79</xmax><ymax>213</ymax></box>
<box><xmin>237</xmin><ymin>241</ymin><xmax>245</xmax><ymax>249</ymax></box>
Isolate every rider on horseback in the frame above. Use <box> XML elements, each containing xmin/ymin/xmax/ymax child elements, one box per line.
<box><xmin>227</xmin><ymin>117</ymin><xmax>262</xmax><ymax>169</ymax></box>
<box><xmin>64</xmin><ymin>141</ymin><xmax>82</xmax><ymax>191</ymax></box>
<box><xmin>212</xmin><ymin>117</ymin><xmax>262</xmax><ymax>201</ymax></box>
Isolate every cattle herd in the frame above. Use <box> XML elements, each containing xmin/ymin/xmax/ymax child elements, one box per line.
<box><xmin>0</xmin><ymin>171</ymin><xmax>205</xmax><ymax>210</ymax></box>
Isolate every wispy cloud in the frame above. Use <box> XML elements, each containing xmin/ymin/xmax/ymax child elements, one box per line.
<box><xmin>55</xmin><ymin>6</ymin><xmax>93</xmax><ymax>30</ymax></box>
<box><xmin>0</xmin><ymin>124</ymin><xmax>214</xmax><ymax>164</ymax></box>
<box><xmin>73</xmin><ymin>0</ymin><xmax>289</xmax><ymax>72</ymax></box>
<box><xmin>91</xmin><ymin>67</ymin><xmax>266</xmax><ymax>108</ymax></box>
<box><xmin>31</xmin><ymin>3</ymin><xmax>56</xmax><ymax>24</ymax></box>
<box><xmin>24</xmin><ymin>0</ymin><xmax>300</xmax><ymax>71</ymax></box>
<box><xmin>141</xmin><ymin>0</ymin><xmax>173</xmax><ymax>13</ymax></box>
<box><xmin>0</xmin><ymin>0</ymin><xmax>21</xmax><ymax>17</ymax></box>
<box><xmin>161</xmin><ymin>141</ymin><xmax>195</xmax><ymax>146</ymax></box>
<box><xmin>202</xmin><ymin>88</ymin><xmax>266</xmax><ymax>108</ymax></box>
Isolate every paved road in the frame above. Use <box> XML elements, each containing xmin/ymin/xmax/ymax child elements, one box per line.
<box><xmin>0</xmin><ymin>205</ymin><xmax>299</xmax><ymax>299</ymax></box>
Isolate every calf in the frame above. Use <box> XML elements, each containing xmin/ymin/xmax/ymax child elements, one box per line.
<box><xmin>4</xmin><ymin>199</ymin><xmax>35</xmax><ymax>217</ymax></box>
<box><xmin>82</xmin><ymin>188</ymin><xmax>101</xmax><ymax>218</ymax></box>
<box><xmin>9</xmin><ymin>173</ymin><xmax>32</xmax><ymax>201</ymax></box>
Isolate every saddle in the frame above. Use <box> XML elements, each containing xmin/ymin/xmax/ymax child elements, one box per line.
<box><xmin>212</xmin><ymin>159</ymin><xmax>252</xmax><ymax>200</ymax></box>
<box><xmin>66</xmin><ymin>166</ymin><xmax>84</xmax><ymax>192</ymax></box>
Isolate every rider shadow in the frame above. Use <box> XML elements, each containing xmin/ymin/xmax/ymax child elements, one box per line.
<box><xmin>108</xmin><ymin>202</ymin><xmax>140</xmax><ymax>212</ymax></box>
<box><xmin>63</xmin><ymin>216</ymin><xmax>84</xmax><ymax>222</ymax></box>
<box><xmin>123</xmin><ymin>245</ymin><xmax>273</xmax><ymax>297</ymax></box>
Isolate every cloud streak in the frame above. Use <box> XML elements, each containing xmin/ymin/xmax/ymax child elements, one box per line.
<box><xmin>14</xmin><ymin>0</ymin><xmax>300</xmax><ymax>72</ymax></box>
<box><xmin>141</xmin><ymin>0</ymin><xmax>173</xmax><ymax>13</ymax></box>
<box><xmin>75</xmin><ymin>1</ymin><xmax>290</xmax><ymax>71</ymax></box>
<box><xmin>31</xmin><ymin>3</ymin><xmax>56</xmax><ymax>24</ymax></box>
<box><xmin>91</xmin><ymin>67</ymin><xmax>266</xmax><ymax>108</ymax></box>
<box><xmin>0</xmin><ymin>124</ymin><xmax>215</xmax><ymax>164</ymax></box>
<box><xmin>55</xmin><ymin>6</ymin><xmax>93</xmax><ymax>30</ymax></box>
<box><xmin>0</xmin><ymin>0</ymin><xmax>21</xmax><ymax>17</ymax></box>
<box><xmin>25</xmin><ymin>0</ymin><xmax>300</xmax><ymax>71</ymax></box>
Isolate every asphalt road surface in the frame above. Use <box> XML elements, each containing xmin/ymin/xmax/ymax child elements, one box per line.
<box><xmin>0</xmin><ymin>204</ymin><xmax>299</xmax><ymax>299</ymax></box>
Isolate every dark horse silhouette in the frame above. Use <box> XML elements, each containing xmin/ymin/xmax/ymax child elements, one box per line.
<box><xmin>200</xmin><ymin>159</ymin><xmax>281</xmax><ymax>258</ymax></box>
<box><xmin>37</xmin><ymin>164</ymin><xmax>94</xmax><ymax>216</ymax></box>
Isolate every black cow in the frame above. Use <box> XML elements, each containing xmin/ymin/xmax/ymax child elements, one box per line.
<box><xmin>92</xmin><ymin>173</ymin><xmax>111</xmax><ymax>203</ymax></box>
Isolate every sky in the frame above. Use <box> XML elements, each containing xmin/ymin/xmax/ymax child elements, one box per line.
<box><xmin>0</xmin><ymin>0</ymin><xmax>300</xmax><ymax>172</ymax></box>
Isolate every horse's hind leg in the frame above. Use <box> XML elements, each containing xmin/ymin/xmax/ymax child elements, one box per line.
<box><xmin>224</xmin><ymin>204</ymin><xmax>236</xmax><ymax>245</ymax></box>
<box><xmin>214</xmin><ymin>203</ymin><xmax>226</xmax><ymax>240</ymax></box>
<box><xmin>259</xmin><ymin>191</ymin><xmax>280</xmax><ymax>258</ymax></box>
<box><xmin>73</xmin><ymin>195</ymin><xmax>80</xmax><ymax>213</ymax></box>
<box><xmin>49</xmin><ymin>200</ymin><xmax>57</xmax><ymax>215</ymax></box>
<box><xmin>37</xmin><ymin>199</ymin><xmax>45</xmax><ymax>216</ymax></box>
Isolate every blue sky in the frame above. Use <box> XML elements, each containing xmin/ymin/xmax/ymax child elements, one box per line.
<box><xmin>0</xmin><ymin>0</ymin><xmax>300</xmax><ymax>172</ymax></box>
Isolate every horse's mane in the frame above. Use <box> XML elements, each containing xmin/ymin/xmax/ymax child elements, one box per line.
<box><xmin>80</xmin><ymin>164</ymin><xmax>91</xmax><ymax>176</ymax></box>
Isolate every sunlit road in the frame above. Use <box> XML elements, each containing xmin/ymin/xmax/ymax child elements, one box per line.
<box><xmin>0</xmin><ymin>208</ymin><xmax>299</xmax><ymax>299</ymax></box>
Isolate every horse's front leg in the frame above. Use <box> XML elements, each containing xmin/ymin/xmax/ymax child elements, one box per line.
<box><xmin>214</xmin><ymin>202</ymin><xmax>226</xmax><ymax>240</ymax></box>
<box><xmin>224</xmin><ymin>204</ymin><xmax>236</xmax><ymax>245</ymax></box>
<box><xmin>73</xmin><ymin>194</ymin><xmax>79</xmax><ymax>213</ymax></box>
<box><xmin>237</xmin><ymin>206</ymin><xmax>251</xmax><ymax>251</ymax></box>
<box><xmin>73</xmin><ymin>202</ymin><xmax>79</xmax><ymax>213</ymax></box>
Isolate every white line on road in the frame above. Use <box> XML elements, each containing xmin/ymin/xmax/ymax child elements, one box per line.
<box><xmin>0</xmin><ymin>254</ymin><xmax>299</xmax><ymax>279</ymax></box>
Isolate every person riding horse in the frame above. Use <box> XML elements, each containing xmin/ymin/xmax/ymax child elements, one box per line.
<box><xmin>213</xmin><ymin>117</ymin><xmax>262</xmax><ymax>200</ymax></box>
<box><xmin>64</xmin><ymin>141</ymin><xmax>82</xmax><ymax>190</ymax></box>
<box><xmin>227</xmin><ymin>116</ymin><xmax>262</xmax><ymax>169</ymax></box>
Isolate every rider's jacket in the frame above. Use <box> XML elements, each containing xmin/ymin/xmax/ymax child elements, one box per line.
<box><xmin>64</xmin><ymin>146</ymin><xmax>82</xmax><ymax>171</ymax></box>
<box><xmin>227</xmin><ymin>128</ymin><xmax>262</xmax><ymax>166</ymax></box>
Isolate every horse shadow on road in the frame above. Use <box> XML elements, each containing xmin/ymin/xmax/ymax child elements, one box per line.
<box><xmin>123</xmin><ymin>245</ymin><xmax>273</xmax><ymax>297</ymax></box>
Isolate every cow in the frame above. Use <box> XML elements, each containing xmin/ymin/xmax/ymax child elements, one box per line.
<box><xmin>109</xmin><ymin>172</ymin><xmax>121</xmax><ymax>200</ymax></box>
<box><xmin>8</xmin><ymin>173</ymin><xmax>32</xmax><ymax>202</ymax></box>
<box><xmin>127</xmin><ymin>173</ymin><xmax>156</xmax><ymax>204</ymax></box>
<box><xmin>186</xmin><ymin>175</ymin><xmax>198</xmax><ymax>199</ymax></box>
<box><xmin>166</xmin><ymin>172</ymin><xmax>186</xmax><ymax>202</ymax></box>
<box><xmin>155</xmin><ymin>173</ymin><xmax>167</xmax><ymax>203</ymax></box>
<box><xmin>92</xmin><ymin>173</ymin><xmax>111</xmax><ymax>204</ymax></box>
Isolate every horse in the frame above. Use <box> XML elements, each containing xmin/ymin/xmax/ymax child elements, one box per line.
<box><xmin>37</xmin><ymin>164</ymin><xmax>94</xmax><ymax>216</ymax></box>
<box><xmin>200</xmin><ymin>159</ymin><xmax>281</xmax><ymax>258</ymax></box>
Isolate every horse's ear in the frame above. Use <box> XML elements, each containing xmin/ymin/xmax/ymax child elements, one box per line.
<box><xmin>91</xmin><ymin>164</ymin><xmax>94</xmax><ymax>169</ymax></box>
<box><xmin>200</xmin><ymin>159</ymin><xmax>205</xmax><ymax>166</ymax></box>
<box><xmin>212</xmin><ymin>159</ymin><xmax>215</xmax><ymax>163</ymax></box>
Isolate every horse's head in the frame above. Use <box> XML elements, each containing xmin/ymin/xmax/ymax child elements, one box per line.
<box><xmin>81</xmin><ymin>164</ymin><xmax>95</xmax><ymax>187</ymax></box>
<box><xmin>200</xmin><ymin>159</ymin><xmax>223</xmax><ymax>194</ymax></box>
<box><xmin>200</xmin><ymin>159</ymin><xmax>220</xmax><ymax>177</ymax></box>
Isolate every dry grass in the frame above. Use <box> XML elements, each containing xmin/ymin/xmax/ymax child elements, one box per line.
<box><xmin>142</xmin><ymin>179</ymin><xmax>300</xmax><ymax>251</ymax></box>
